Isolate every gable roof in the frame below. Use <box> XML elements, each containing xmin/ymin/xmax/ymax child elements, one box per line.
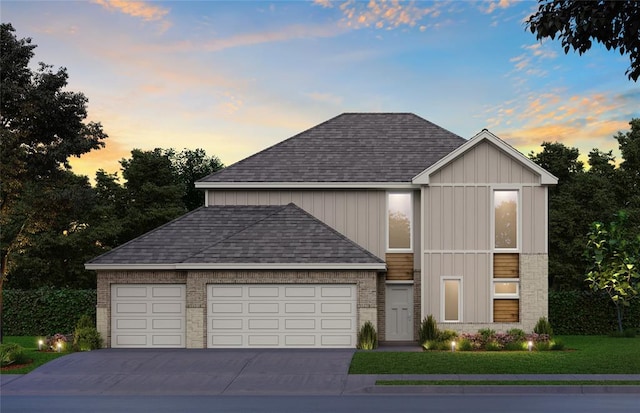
<box><xmin>85</xmin><ymin>203</ymin><xmax>385</xmax><ymax>270</ymax></box>
<box><xmin>412</xmin><ymin>129</ymin><xmax>559</xmax><ymax>185</ymax></box>
<box><xmin>196</xmin><ymin>113</ymin><xmax>466</xmax><ymax>187</ymax></box>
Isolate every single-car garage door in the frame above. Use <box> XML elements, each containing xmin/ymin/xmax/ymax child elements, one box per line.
<box><xmin>207</xmin><ymin>284</ymin><xmax>357</xmax><ymax>348</ymax></box>
<box><xmin>111</xmin><ymin>284</ymin><xmax>185</xmax><ymax>348</ymax></box>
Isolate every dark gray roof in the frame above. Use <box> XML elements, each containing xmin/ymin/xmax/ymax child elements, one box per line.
<box><xmin>199</xmin><ymin>113</ymin><xmax>466</xmax><ymax>183</ymax></box>
<box><xmin>87</xmin><ymin>204</ymin><xmax>384</xmax><ymax>266</ymax></box>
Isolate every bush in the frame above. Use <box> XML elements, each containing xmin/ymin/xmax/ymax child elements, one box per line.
<box><xmin>504</xmin><ymin>341</ymin><xmax>526</xmax><ymax>351</ymax></box>
<box><xmin>535</xmin><ymin>341</ymin><xmax>551</xmax><ymax>351</ymax></box>
<box><xmin>419</xmin><ymin>315</ymin><xmax>439</xmax><ymax>343</ymax></box>
<box><xmin>550</xmin><ymin>338</ymin><xmax>565</xmax><ymax>351</ymax></box>
<box><xmin>356</xmin><ymin>321</ymin><xmax>378</xmax><ymax>350</ymax></box>
<box><xmin>0</xmin><ymin>343</ymin><xmax>29</xmax><ymax>367</ymax></box>
<box><xmin>533</xmin><ymin>317</ymin><xmax>554</xmax><ymax>337</ymax></box>
<box><xmin>438</xmin><ymin>329</ymin><xmax>458</xmax><ymax>343</ymax></box>
<box><xmin>422</xmin><ymin>340</ymin><xmax>440</xmax><ymax>351</ymax></box>
<box><xmin>507</xmin><ymin>328</ymin><xmax>526</xmax><ymax>341</ymax></box>
<box><xmin>457</xmin><ymin>338</ymin><xmax>473</xmax><ymax>351</ymax></box>
<box><xmin>2</xmin><ymin>287</ymin><xmax>96</xmax><ymax>336</ymax></box>
<box><xmin>73</xmin><ymin>327</ymin><xmax>103</xmax><ymax>351</ymax></box>
<box><xmin>624</xmin><ymin>328</ymin><xmax>637</xmax><ymax>338</ymax></box>
<box><xmin>76</xmin><ymin>314</ymin><xmax>95</xmax><ymax>330</ymax></box>
<box><xmin>485</xmin><ymin>341</ymin><xmax>501</xmax><ymax>351</ymax></box>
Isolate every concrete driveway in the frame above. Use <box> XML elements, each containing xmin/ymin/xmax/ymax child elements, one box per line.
<box><xmin>0</xmin><ymin>348</ymin><xmax>365</xmax><ymax>396</ymax></box>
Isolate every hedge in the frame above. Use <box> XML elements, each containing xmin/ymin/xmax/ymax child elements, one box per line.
<box><xmin>549</xmin><ymin>290</ymin><xmax>640</xmax><ymax>335</ymax></box>
<box><xmin>2</xmin><ymin>287</ymin><xmax>96</xmax><ymax>336</ymax></box>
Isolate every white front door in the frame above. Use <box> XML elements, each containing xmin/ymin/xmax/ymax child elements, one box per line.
<box><xmin>385</xmin><ymin>284</ymin><xmax>413</xmax><ymax>341</ymax></box>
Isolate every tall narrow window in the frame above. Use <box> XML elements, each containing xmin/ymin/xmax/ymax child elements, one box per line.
<box><xmin>494</xmin><ymin>190</ymin><xmax>518</xmax><ymax>250</ymax></box>
<box><xmin>388</xmin><ymin>193</ymin><xmax>412</xmax><ymax>250</ymax></box>
<box><xmin>442</xmin><ymin>278</ymin><xmax>461</xmax><ymax>322</ymax></box>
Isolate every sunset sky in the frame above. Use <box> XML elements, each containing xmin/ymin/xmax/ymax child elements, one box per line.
<box><xmin>3</xmin><ymin>0</ymin><xmax>638</xmax><ymax>179</ymax></box>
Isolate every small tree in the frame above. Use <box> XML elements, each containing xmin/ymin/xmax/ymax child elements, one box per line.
<box><xmin>585</xmin><ymin>212</ymin><xmax>640</xmax><ymax>332</ymax></box>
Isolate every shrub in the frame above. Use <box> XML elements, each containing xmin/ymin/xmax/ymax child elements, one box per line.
<box><xmin>76</xmin><ymin>314</ymin><xmax>95</xmax><ymax>330</ymax></box>
<box><xmin>507</xmin><ymin>328</ymin><xmax>526</xmax><ymax>341</ymax></box>
<box><xmin>624</xmin><ymin>328</ymin><xmax>637</xmax><ymax>338</ymax></box>
<box><xmin>73</xmin><ymin>327</ymin><xmax>103</xmax><ymax>351</ymax></box>
<box><xmin>457</xmin><ymin>338</ymin><xmax>473</xmax><ymax>351</ymax></box>
<box><xmin>535</xmin><ymin>341</ymin><xmax>551</xmax><ymax>351</ymax></box>
<box><xmin>550</xmin><ymin>338</ymin><xmax>565</xmax><ymax>351</ymax></box>
<box><xmin>46</xmin><ymin>333</ymin><xmax>69</xmax><ymax>351</ymax></box>
<box><xmin>0</xmin><ymin>343</ymin><xmax>29</xmax><ymax>367</ymax></box>
<box><xmin>533</xmin><ymin>317</ymin><xmax>554</xmax><ymax>337</ymax></box>
<box><xmin>504</xmin><ymin>341</ymin><xmax>526</xmax><ymax>351</ymax></box>
<box><xmin>485</xmin><ymin>341</ymin><xmax>501</xmax><ymax>351</ymax></box>
<box><xmin>356</xmin><ymin>321</ymin><xmax>378</xmax><ymax>350</ymax></box>
<box><xmin>423</xmin><ymin>340</ymin><xmax>440</xmax><ymax>351</ymax></box>
<box><xmin>438</xmin><ymin>329</ymin><xmax>458</xmax><ymax>343</ymax></box>
<box><xmin>419</xmin><ymin>315</ymin><xmax>439</xmax><ymax>343</ymax></box>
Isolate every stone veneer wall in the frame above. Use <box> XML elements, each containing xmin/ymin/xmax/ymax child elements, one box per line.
<box><xmin>97</xmin><ymin>270</ymin><xmax>378</xmax><ymax>348</ymax></box>
<box><xmin>432</xmin><ymin>254</ymin><xmax>549</xmax><ymax>334</ymax></box>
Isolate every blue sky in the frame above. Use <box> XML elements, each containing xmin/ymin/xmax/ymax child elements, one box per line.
<box><xmin>3</xmin><ymin>0</ymin><xmax>638</xmax><ymax>178</ymax></box>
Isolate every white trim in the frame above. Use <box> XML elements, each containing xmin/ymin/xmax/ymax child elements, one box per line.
<box><xmin>386</xmin><ymin>191</ymin><xmax>414</xmax><ymax>252</ymax></box>
<box><xmin>385</xmin><ymin>280</ymin><xmax>415</xmax><ymax>285</ymax></box>
<box><xmin>493</xmin><ymin>280</ymin><xmax>520</xmax><ymax>298</ymax></box>
<box><xmin>196</xmin><ymin>182</ymin><xmax>418</xmax><ymax>189</ymax></box>
<box><xmin>412</xmin><ymin>129</ymin><xmax>558</xmax><ymax>185</ymax></box>
<box><xmin>440</xmin><ymin>276</ymin><xmax>462</xmax><ymax>323</ymax></box>
<box><xmin>544</xmin><ymin>186</ymin><xmax>549</xmax><ymax>254</ymax></box>
<box><xmin>424</xmin><ymin>250</ymin><xmax>492</xmax><ymax>254</ymax></box>
<box><xmin>85</xmin><ymin>262</ymin><xmax>387</xmax><ymax>271</ymax></box>
<box><xmin>420</xmin><ymin>186</ymin><xmax>426</xmax><ymax>322</ymax></box>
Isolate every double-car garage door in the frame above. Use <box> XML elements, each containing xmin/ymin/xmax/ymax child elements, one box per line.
<box><xmin>111</xmin><ymin>284</ymin><xmax>357</xmax><ymax>348</ymax></box>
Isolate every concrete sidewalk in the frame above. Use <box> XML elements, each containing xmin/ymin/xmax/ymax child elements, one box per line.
<box><xmin>1</xmin><ymin>349</ymin><xmax>639</xmax><ymax>395</ymax></box>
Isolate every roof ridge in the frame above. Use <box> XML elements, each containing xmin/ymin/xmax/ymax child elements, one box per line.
<box><xmin>180</xmin><ymin>204</ymin><xmax>287</xmax><ymax>262</ymax></box>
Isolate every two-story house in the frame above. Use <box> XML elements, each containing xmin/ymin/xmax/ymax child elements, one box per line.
<box><xmin>86</xmin><ymin>113</ymin><xmax>557</xmax><ymax>348</ymax></box>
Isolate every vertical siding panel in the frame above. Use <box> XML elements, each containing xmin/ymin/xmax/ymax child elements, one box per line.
<box><xmin>312</xmin><ymin>191</ymin><xmax>324</xmax><ymax>220</ymax></box>
<box><xmin>413</xmin><ymin>190</ymin><xmax>421</xmax><ymax>268</ymax></box>
<box><xmin>453</xmin><ymin>156</ymin><xmax>465</xmax><ymax>183</ymax></box>
<box><xmin>454</xmin><ymin>186</ymin><xmax>465</xmax><ymax>249</ymax></box>
<box><xmin>477</xmin><ymin>187</ymin><xmax>490</xmax><ymax>250</ymax></box>
<box><xmin>487</xmin><ymin>144</ymin><xmax>499</xmax><ymax>182</ymax></box>
<box><xmin>442</xmin><ymin>187</ymin><xmax>453</xmax><ymax>250</ymax></box>
<box><xmin>464</xmin><ymin>150</ymin><xmax>476</xmax><ymax>183</ymax></box>
<box><xmin>300</xmin><ymin>191</ymin><xmax>314</xmax><ymax>213</ymax></box>
<box><xmin>323</xmin><ymin>192</ymin><xmax>336</xmax><ymax>229</ymax></box>
<box><xmin>245</xmin><ymin>192</ymin><xmax>257</xmax><ymax>205</ymax></box>
<box><xmin>500</xmin><ymin>153</ymin><xmax>511</xmax><ymax>184</ymax></box>
<box><xmin>334</xmin><ymin>191</ymin><xmax>346</xmax><ymax>236</ymax></box>
<box><xmin>535</xmin><ymin>187</ymin><xmax>547</xmax><ymax>253</ymax></box>
<box><xmin>477</xmin><ymin>253</ymin><xmax>490</xmax><ymax>321</ymax></box>
<box><xmin>357</xmin><ymin>192</ymin><xmax>368</xmax><ymax>249</ymax></box>
<box><xmin>476</xmin><ymin>142</ymin><xmax>488</xmax><ymax>183</ymax></box>
<box><xmin>464</xmin><ymin>187</ymin><xmax>476</xmax><ymax>250</ymax></box>
<box><xmin>345</xmin><ymin>192</ymin><xmax>358</xmax><ymax>244</ymax></box>
<box><xmin>430</xmin><ymin>187</ymin><xmax>442</xmax><ymax>250</ymax></box>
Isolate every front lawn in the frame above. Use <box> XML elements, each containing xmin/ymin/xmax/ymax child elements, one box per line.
<box><xmin>350</xmin><ymin>336</ymin><xmax>640</xmax><ymax>374</ymax></box>
<box><xmin>1</xmin><ymin>336</ymin><xmax>70</xmax><ymax>375</ymax></box>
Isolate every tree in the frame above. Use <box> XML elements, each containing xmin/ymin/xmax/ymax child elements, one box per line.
<box><xmin>172</xmin><ymin>148</ymin><xmax>223</xmax><ymax>211</ymax></box>
<box><xmin>526</xmin><ymin>1</ymin><xmax>640</xmax><ymax>81</ymax></box>
<box><xmin>585</xmin><ymin>212</ymin><xmax>640</xmax><ymax>332</ymax></box>
<box><xmin>0</xmin><ymin>24</ymin><xmax>107</xmax><ymax>340</ymax></box>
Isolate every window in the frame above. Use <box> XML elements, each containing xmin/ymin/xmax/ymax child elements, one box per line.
<box><xmin>493</xmin><ymin>281</ymin><xmax>519</xmax><ymax>298</ymax></box>
<box><xmin>387</xmin><ymin>192</ymin><xmax>412</xmax><ymax>251</ymax></box>
<box><xmin>493</xmin><ymin>254</ymin><xmax>520</xmax><ymax>322</ymax></box>
<box><xmin>442</xmin><ymin>278</ymin><xmax>461</xmax><ymax>322</ymax></box>
<box><xmin>494</xmin><ymin>190</ymin><xmax>518</xmax><ymax>250</ymax></box>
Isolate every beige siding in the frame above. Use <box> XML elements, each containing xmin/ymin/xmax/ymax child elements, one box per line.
<box><xmin>430</xmin><ymin>141</ymin><xmax>540</xmax><ymax>185</ymax></box>
<box><xmin>423</xmin><ymin>252</ymin><xmax>491</xmax><ymax>323</ymax></box>
<box><xmin>423</xmin><ymin>186</ymin><xmax>491</xmax><ymax>251</ymax></box>
<box><xmin>521</xmin><ymin>186</ymin><xmax>548</xmax><ymax>254</ymax></box>
<box><xmin>208</xmin><ymin>190</ymin><xmax>386</xmax><ymax>259</ymax></box>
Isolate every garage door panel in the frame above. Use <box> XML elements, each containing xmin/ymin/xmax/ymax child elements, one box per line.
<box><xmin>208</xmin><ymin>284</ymin><xmax>356</xmax><ymax>348</ymax></box>
<box><xmin>116</xmin><ymin>303</ymin><xmax>147</xmax><ymax>314</ymax></box>
<box><xmin>112</xmin><ymin>284</ymin><xmax>185</xmax><ymax>348</ymax></box>
<box><xmin>249</xmin><ymin>303</ymin><xmax>279</xmax><ymax>313</ymax></box>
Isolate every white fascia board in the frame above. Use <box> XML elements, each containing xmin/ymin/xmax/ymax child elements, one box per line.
<box><xmin>412</xmin><ymin>130</ymin><xmax>559</xmax><ymax>186</ymax></box>
<box><xmin>195</xmin><ymin>182</ymin><xmax>417</xmax><ymax>190</ymax></box>
<box><xmin>86</xmin><ymin>263</ymin><xmax>387</xmax><ymax>271</ymax></box>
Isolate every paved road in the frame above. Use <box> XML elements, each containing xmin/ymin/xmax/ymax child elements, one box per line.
<box><xmin>1</xmin><ymin>348</ymin><xmax>639</xmax><ymax>396</ymax></box>
<box><xmin>3</xmin><ymin>394</ymin><xmax>640</xmax><ymax>413</ymax></box>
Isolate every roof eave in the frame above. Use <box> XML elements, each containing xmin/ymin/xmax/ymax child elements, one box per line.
<box><xmin>195</xmin><ymin>182</ymin><xmax>418</xmax><ymax>189</ymax></box>
<box><xmin>85</xmin><ymin>262</ymin><xmax>387</xmax><ymax>271</ymax></box>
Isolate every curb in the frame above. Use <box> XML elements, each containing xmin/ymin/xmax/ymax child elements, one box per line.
<box><xmin>364</xmin><ymin>385</ymin><xmax>640</xmax><ymax>395</ymax></box>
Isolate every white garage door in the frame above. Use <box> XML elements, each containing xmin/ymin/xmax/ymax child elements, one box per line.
<box><xmin>207</xmin><ymin>284</ymin><xmax>357</xmax><ymax>348</ymax></box>
<box><xmin>111</xmin><ymin>284</ymin><xmax>186</xmax><ymax>348</ymax></box>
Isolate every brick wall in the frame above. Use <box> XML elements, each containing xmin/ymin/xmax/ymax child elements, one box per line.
<box><xmin>97</xmin><ymin>269</ymin><xmax>378</xmax><ymax>348</ymax></box>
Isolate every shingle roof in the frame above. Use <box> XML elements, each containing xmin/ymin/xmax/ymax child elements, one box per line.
<box><xmin>199</xmin><ymin>113</ymin><xmax>466</xmax><ymax>183</ymax></box>
<box><xmin>86</xmin><ymin>204</ymin><xmax>384</xmax><ymax>267</ymax></box>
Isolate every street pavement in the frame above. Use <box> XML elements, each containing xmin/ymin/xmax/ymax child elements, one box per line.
<box><xmin>1</xmin><ymin>347</ymin><xmax>639</xmax><ymax>396</ymax></box>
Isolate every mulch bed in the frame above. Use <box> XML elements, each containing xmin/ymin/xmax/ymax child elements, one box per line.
<box><xmin>1</xmin><ymin>360</ymin><xmax>33</xmax><ymax>371</ymax></box>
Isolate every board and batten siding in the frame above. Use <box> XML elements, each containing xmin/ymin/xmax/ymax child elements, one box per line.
<box><xmin>422</xmin><ymin>139</ymin><xmax>549</xmax><ymax>327</ymax></box>
<box><xmin>207</xmin><ymin>190</ymin><xmax>387</xmax><ymax>260</ymax></box>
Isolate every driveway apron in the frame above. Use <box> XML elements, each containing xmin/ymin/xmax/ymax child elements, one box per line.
<box><xmin>0</xmin><ymin>349</ymin><xmax>356</xmax><ymax>396</ymax></box>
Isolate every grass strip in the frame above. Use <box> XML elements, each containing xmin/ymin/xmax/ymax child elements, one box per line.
<box><xmin>376</xmin><ymin>380</ymin><xmax>640</xmax><ymax>386</ymax></box>
<box><xmin>350</xmin><ymin>336</ymin><xmax>640</xmax><ymax>374</ymax></box>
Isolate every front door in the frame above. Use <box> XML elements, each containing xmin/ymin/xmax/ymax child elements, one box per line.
<box><xmin>385</xmin><ymin>284</ymin><xmax>413</xmax><ymax>341</ymax></box>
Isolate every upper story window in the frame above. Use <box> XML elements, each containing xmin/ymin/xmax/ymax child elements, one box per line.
<box><xmin>387</xmin><ymin>192</ymin><xmax>412</xmax><ymax>251</ymax></box>
<box><xmin>494</xmin><ymin>190</ymin><xmax>518</xmax><ymax>250</ymax></box>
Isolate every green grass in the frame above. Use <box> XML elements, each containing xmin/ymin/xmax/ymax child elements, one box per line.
<box><xmin>376</xmin><ymin>380</ymin><xmax>640</xmax><ymax>386</ymax></box>
<box><xmin>1</xmin><ymin>336</ymin><xmax>71</xmax><ymax>375</ymax></box>
<box><xmin>350</xmin><ymin>336</ymin><xmax>640</xmax><ymax>374</ymax></box>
